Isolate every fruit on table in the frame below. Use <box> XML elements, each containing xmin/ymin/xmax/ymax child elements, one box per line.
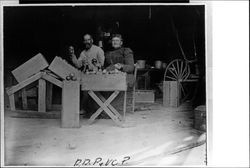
<box><xmin>71</xmin><ymin>76</ymin><xmax>77</xmax><ymax>81</ymax></box>
<box><xmin>66</xmin><ymin>76</ymin><xmax>71</xmax><ymax>80</ymax></box>
<box><xmin>69</xmin><ymin>73</ymin><xmax>75</xmax><ymax>78</ymax></box>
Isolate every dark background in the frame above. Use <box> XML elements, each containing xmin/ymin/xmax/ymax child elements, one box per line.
<box><xmin>3</xmin><ymin>5</ymin><xmax>205</xmax><ymax>107</ymax></box>
<box><xmin>4</xmin><ymin>5</ymin><xmax>205</xmax><ymax>71</ymax></box>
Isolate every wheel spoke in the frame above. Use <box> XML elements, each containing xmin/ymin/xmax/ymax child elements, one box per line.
<box><xmin>171</xmin><ymin>64</ymin><xmax>179</xmax><ymax>79</ymax></box>
<box><xmin>166</xmin><ymin>75</ymin><xmax>177</xmax><ymax>81</ymax></box>
<box><xmin>176</xmin><ymin>60</ymin><xmax>180</xmax><ymax>78</ymax></box>
<box><xmin>180</xmin><ymin>64</ymin><xmax>187</xmax><ymax>80</ymax></box>
<box><xmin>179</xmin><ymin>61</ymin><xmax>183</xmax><ymax>79</ymax></box>
<box><xmin>168</xmin><ymin>68</ymin><xmax>178</xmax><ymax>79</ymax></box>
<box><xmin>183</xmin><ymin>66</ymin><xmax>190</xmax><ymax>80</ymax></box>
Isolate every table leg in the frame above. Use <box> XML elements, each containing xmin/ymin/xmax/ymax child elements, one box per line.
<box><xmin>88</xmin><ymin>90</ymin><xmax>123</xmax><ymax>126</ymax></box>
<box><xmin>123</xmin><ymin>91</ymin><xmax>127</xmax><ymax>119</ymax></box>
<box><xmin>88</xmin><ymin>91</ymin><xmax>120</xmax><ymax>124</ymax></box>
<box><xmin>95</xmin><ymin>92</ymin><xmax>123</xmax><ymax>121</ymax></box>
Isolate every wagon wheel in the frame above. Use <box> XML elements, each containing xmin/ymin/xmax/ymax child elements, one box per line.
<box><xmin>164</xmin><ymin>59</ymin><xmax>190</xmax><ymax>81</ymax></box>
<box><xmin>164</xmin><ymin>59</ymin><xmax>197</xmax><ymax>104</ymax></box>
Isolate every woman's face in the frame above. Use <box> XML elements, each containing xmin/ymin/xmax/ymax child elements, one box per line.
<box><xmin>112</xmin><ymin>37</ymin><xmax>123</xmax><ymax>49</ymax></box>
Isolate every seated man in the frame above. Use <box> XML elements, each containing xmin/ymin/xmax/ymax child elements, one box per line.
<box><xmin>69</xmin><ymin>34</ymin><xmax>105</xmax><ymax>116</ymax></box>
<box><xmin>70</xmin><ymin>34</ymin><xmax>105</xmax><ymax>72</ymax></box>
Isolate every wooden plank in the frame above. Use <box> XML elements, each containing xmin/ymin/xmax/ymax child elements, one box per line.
<box><xmin>135</xmin><ymin>90</ymin><xmax>155</xmax><ymax>103</ymax></box>
<box><xmin>81</xmin><ymin>73</ymin><xmax>127</xmax><ymax>91</ymax></box>
<box><xmin>42</xmin><ymin>73</ymin><xmax>63</xmax><ymax>88</ymax></box>
<box><xmin>6</xmin><ymin>72</ymin><xmax>43</xmax><ymax>95</ymax></box>
<box><xmin>12</xmin><ymin>53</ymin><xmax>48</xmax><ymax>83</ymax></box>
<box><xmin>21</xmin><ymin>88</ymin><xmax>28</xmax><ymax>110</ymax></box>
<box><xmin>180</xmin><ymin>79</ymin><xmax>199</xmax><ymax>82</ymax></box>
<box><xmin>48</xmin><ymin>56</ymin><xmax>80</xmax><ymax>80</ymax></box>
<box><xmin>9</xmin><ymin>94</ymin><xmax>15</xmax><ymax>111</ymax></box>
<box><xmin>95</xmin><ymin>91</ymin><xmax>122</xmax><ymax>120</ymax></box>
<box><xmin>163</xmin><ymin>81</ymin><xmax>172</xmax><ymax>107</ymax></box>
<box><xmin>88</xmin><ymin>91</ymin><xmax>122</xmax><ymax>126</ymax></box>
<box><xmin>46</xmin><ymin>82</ymin><xmax>53</xmax><ymax>110</ymax></box>
<box><xmin>38</xmin><ymin>79</ymin><xmax>46</xmax><ymax>112</ymax></box>
<box><xmin>61</xmin><ymin>80</ymin><xmax>80</xmax><ymax>128</ymax></box>
<box><xmin>170</xmin><ymin>81</ymin><xmax>180</xmax><ymax>107</ymax></box>
<box><xmin>163</xmin><ymin>81</ymin><xmax>180</xmax><ymax>107</ymax></box>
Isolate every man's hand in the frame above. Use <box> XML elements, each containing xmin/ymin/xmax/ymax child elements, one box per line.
<box><xmin>114</xmin><ymin>63</ymin><xmax>124</xmax><ymax>70</ymax></box>
<box><xmin>69</xmin><ymin>46</ymin><xmax>76</xmax><ymax>61</ymax></box>
<box><xmin>69</xmin><ymin>46</ymin><xmax>75</xmax><ymax>55</ymax></box>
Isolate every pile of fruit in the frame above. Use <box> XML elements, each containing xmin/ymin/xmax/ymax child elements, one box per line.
<box><xmin>66</xmin><ymin>73</ymin><xmax>77</xmax><ymax>81</ymax></box>
<box><xmin>85</xmin><ymin>69</ymin><xmax>124</xmax><ymax>75</ymax></box>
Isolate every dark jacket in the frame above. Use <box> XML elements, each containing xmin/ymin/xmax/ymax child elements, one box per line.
<box><xmin>105</xmin><ymin>47</ymin><xmax>134</xmax><ymax>73</ymax></box>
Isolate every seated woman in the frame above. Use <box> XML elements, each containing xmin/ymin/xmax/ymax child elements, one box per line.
<box><xmin>105</xmin><ymin>34</ymin><xmax>134</xmax><ymax>75</ymax></box>
<box><xmin>99</xmin><ymin>34</ymin><xmax>135</xmax><ymax>117</ymax></box>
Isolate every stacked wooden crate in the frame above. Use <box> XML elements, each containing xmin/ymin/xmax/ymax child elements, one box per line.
<box><xmin>6</xmin><ymin>53</ymin><xmax>49</xmax><ymax>111</ymax></box>
<box><xmin>6</xmin><ymin>54</ymin><xmax>82</xmax><ymax>128</ymax></box>
<box><xmin>6</xmin><ymin>53</ymin><xmax>64</xmax><ymax>112</ymax></box>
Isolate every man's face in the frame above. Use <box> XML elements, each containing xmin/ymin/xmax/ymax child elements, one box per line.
<box><xmin>112</xmin><ymin>37</ymin><xmax>123</xmax><ymax>49</ymax></box>
<box><xmin>84</xmin><ymin>35</ymin><xmax>93</xmax><ymax>49</ymax></box>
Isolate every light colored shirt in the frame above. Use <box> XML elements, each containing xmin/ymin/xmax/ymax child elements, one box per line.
<box><xmin>72</xmin><ymin>44</ymin><xmax>105</xmax><ymax>71</ymax></box>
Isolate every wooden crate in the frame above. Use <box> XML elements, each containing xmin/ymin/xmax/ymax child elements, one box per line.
<box><xmin>163</xmin><ymin>81</ymin><xmax>180</xmax><ymax>107</ymax></box>
<box><xmin>12</xmin><ymin>53</ymin><xmax>49</xmax><ymax>83</ymax></box>
<box><xmin>48</xmin><ymin>56</ymin><xmax>80</xmax><ymax>80</ymax></box>
<box><xmin>81</xmin><ymin>73</ymin><xmax>127</xmax><ymax>91</ymax></box>
<box><xmin>135</xmin><ymin>90</ymin><xmax>155</xmax><ymax>103</ymax></box>
<box><xmin>61</xmin><ymin>80</ymin><xmax>80</xmax><ymax>128</ymax></box>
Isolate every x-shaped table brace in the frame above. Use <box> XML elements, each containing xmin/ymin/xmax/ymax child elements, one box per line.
<box><xmin>88</xmin><ymin>90</ymin><xmax>126</xmax><ymax>126</ymax></box>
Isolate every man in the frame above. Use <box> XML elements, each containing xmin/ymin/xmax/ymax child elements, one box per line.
<box><xmin>70</xmin><ymin>34</ymin><xmax>105</xmax><ymax>71</ymax></box>
<box><xmin>105</xmin><ymin>34</ymin><xmax>134</xmax><ymax>74</ymax></box>
<box><xmin>69</xmin><ymin>34</ymin><xmax>105</xmax><ymax>116</ymax></box>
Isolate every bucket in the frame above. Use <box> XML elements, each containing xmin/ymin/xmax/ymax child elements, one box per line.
<box><xmin>155</xmin><ymin>60</ymin><xmax>162</xmax><ymax>69</ymax></box>
<box><xmin>137</xmin><ymin>60</ymin><xmax>146</xmax><ymax>69</ymax></box>
<box><xmin>194</xmin><ymin>105</ymin><xmax>206</xmax><ymax>131</ymax></box>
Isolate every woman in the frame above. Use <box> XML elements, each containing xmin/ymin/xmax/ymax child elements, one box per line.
<box><xmin>105</xmin><ymin>34</ymin><xmax>134</xmax><ymax>74</ymax></box>
<box><xmin>100</xmin><ymin>34</ymin><xmax>135</xmax><ymax>118</ymax></box>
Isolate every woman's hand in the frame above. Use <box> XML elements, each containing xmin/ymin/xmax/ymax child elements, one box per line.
<box><xmin>114</xmin><ymin>63</ymin><xmax>124</xmax><ymax>70</ymax></box>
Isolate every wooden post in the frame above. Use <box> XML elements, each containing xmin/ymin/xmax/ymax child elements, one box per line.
<box><xmin>21</xmin><ymin>88</ymin><xmax>28</xmax><ymax>110</ymax></box>
<box><xmin>163</xmin><ymin>81</ymin><xmax>180</xmax><ymax>107</ymax></box>
<box><xmin>9</xmin><ymin>94</ymin><xmax>15</xmax><ymax>111</ymax></box>
<box><xmin>61</xmin><ymin>80</ymin><xmax>80</xmax><ymax>128</ymax></box>
<box><xmin>46</xmin><ymin>82</ymin><xmax>53</xmax><ymax>110</ymax></box>
<box><xmin>38</xmin><ymin>79</ymin><xmax>46</xmax><ymax>112</ymax></box>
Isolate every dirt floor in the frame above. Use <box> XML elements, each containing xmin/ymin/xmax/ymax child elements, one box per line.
<box><xmin>4</xmin><ymin>101</ymin><xmax>206</xmax><ymax>166</ymax></box>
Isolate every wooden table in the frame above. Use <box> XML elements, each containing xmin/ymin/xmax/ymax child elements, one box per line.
<box><xmin>81</xmin><ymin>73</ymin><xmax>127</xmax><ymax>126</ymax></box>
